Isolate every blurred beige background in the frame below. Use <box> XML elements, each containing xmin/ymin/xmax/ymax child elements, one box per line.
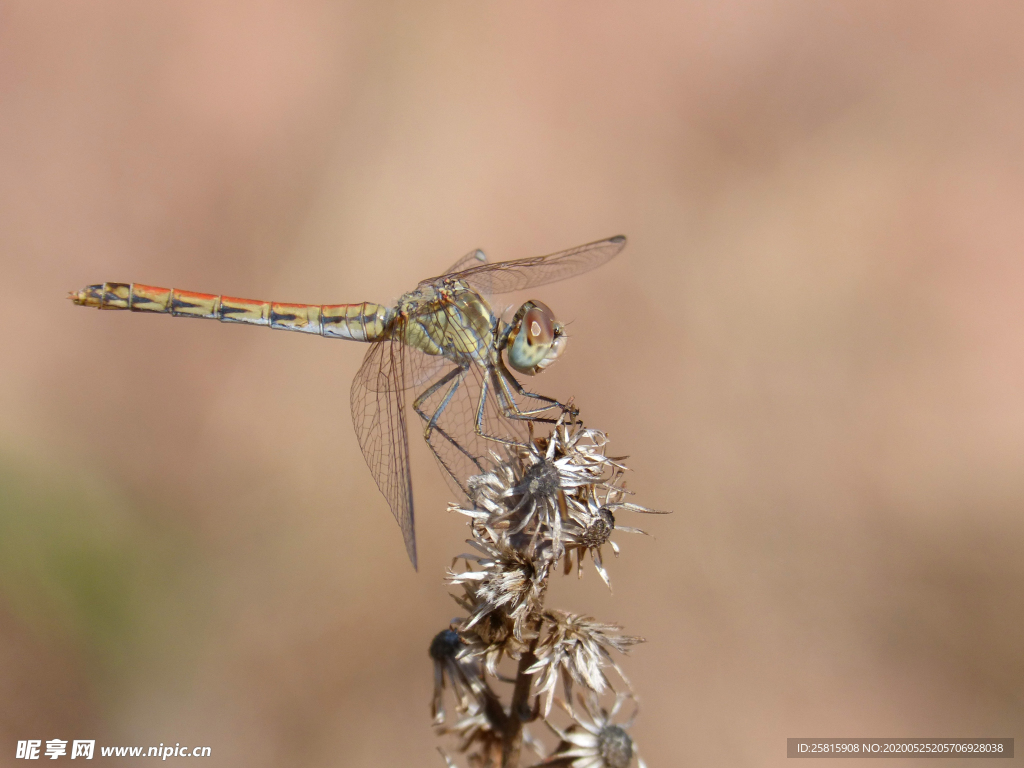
<box><xmin>1</xmin><ymin>1</ymin><xmax>1023</xmax><ymax>765</ymax></box>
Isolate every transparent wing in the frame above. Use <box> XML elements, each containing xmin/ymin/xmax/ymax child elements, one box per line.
<box><xmin>359</xmin><ymin>317</ymin><xmax>448</xmax><ymax>393</ymax></box>
<box><xmin>404</xmin><ymin>341</ymin><xmax>449</xmax><ymax>390</ymax></box>
<box><xmin>350</xmin><ymin>337</ymin><xmax>417</xmax><ymax>568</ymax></box>
<box><xmin>442</xmin><ymin>248</ymin><xmax>487</xmax><ymax>276</ymax></box>
<box><xmin>422</xmin><ymin>235</ymin><xmax>626</xmax><ymax>296</ymax></box>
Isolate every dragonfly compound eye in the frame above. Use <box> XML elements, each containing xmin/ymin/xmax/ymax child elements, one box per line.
<box><xmin>507</xmin><ymin>300</ymin><xmax>566</xmax><ymax>375</ymax></box>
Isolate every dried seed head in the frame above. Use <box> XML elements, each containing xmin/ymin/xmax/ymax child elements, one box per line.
<box><xmin>520</xmin><ymin>458</ymin><xmax>562</xmax><ymax>499</ymax></box>
<box><xmin>451</xmin><ymin>410</ymin><xmax>643</xmax><ymax>564</ymax></box>
<box><xmin>543</xmin><ymin>693</ymin><xmax>645</xmax><ymax>768</ymax></box>
<box><xmin>528</xmin><ymin>610</ymin><xmax>643</xmax><ymax>716</ymax></box>
<box><xmin>580</xmin><ymin>508</ymin><xmax>615</xmax><ymax>549</ymax></box>
<box><xmin>560</xmin><ymin>472</ymin><xmax>669</xmax><ymax>589</ymax></box>
<box><xmin>449</xmin><ymin>585</ymin><xmax>521</xmax><ymax>680</ymax></box>
<box><xmin>597</xmin><ymin>725</ymin><xmax>634</xmax><ymax>768</ymax></box>
<box><xmin>429</xmin><ymin>628</ymin><xmax>486</xmax><ymax>724</ymax></box>
<box><xmin>472</xmin><ymin>608</ymin><xmax>512</xmax><ymax>647</ymax></box>
<box><xmin>430</xmin><ymin>629</ymin><xmax>462</xmax><ymax>663</ymax></box>
<box><xmin>434</xmin><ymin>703</ymin><xmax>501</xmax><ymax>763</ymax></box>
<box><xmin>448</xmin><ymin>533</ymin><xmax>549</xmax><ymax>641</ymax></box>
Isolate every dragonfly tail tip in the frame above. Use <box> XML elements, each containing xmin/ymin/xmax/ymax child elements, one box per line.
<box><xmin>68</xmin><ymin>285</ymin><xmax>105</xmax><ymax>308</ymax></box>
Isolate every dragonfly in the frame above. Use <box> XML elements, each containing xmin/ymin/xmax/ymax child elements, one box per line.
<box><xmin>71</xmin><ymin>235</ymin><xmax>626</xmax><ymax>567</ymax></box>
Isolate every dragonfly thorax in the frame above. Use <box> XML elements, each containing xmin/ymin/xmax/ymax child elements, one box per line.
<box><xmin>396</xmin><ymin>281</ymin><xmax>497</xmax><ymax>367</ymax></box>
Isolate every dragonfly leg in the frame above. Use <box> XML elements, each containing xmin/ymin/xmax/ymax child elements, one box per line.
<box><xmin>470</xmin><ymin>365</ymin><xmax>568</xmax><ymax>455</ymax></box>
<box><xmin>412</xmin><ymin>365</ymin><xmax>464</xmax><ymax>439</ymax></box>
<box><xmin>413</xmin><ymin>366</ymin><xmax>486</xmax><ymax>484</ymax></box>
<box><xmin>494</xmin><ymin>362</ymin><xmax>571</xmax><ymax>422</ymax></box>
<box><xmin>472</xmin><ymin>371</ymin><xmax>529</xmax><ymax>449</ymax></box>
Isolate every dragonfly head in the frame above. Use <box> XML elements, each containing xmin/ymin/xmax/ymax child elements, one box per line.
<box><xmin>506</xmin><ymin>300</ymin><xmax>566</xmax><ymax>375</ymax></box>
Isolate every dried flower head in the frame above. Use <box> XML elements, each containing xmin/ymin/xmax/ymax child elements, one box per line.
<box><xmin>452</xmin><ymin>411</ymin><xmax>631</xmax><ymax>563</ymax></box>
<box><xmin>541</xmin><ymin>693</ymin><xmax>645</xmax><ymax>768</ymax></box>
<box><xmin>560</xmin><ymin>469</ymin><xmax>667</xmax><ymax>588</ymax></box>
<box><xmin>430</xmin><ymin>629</ymin><xmax>487</xmax><ymax>724</ymax></box>
<box><xmin>437</xmin><ymin>701</ymin><xmax>546</xmax><ymax>768</ymax></box>
<box><xmin>527</xmin><ymin>611</ymin><xmax>644</xmax><ymax>717</ymax></box>
<box><xmin>435</xmin><ymin>702</ymin><xmax>503</xmax><ymax>766</ymax></box>
<box><xmin>450</xmin><ymin>584</ymin><xmax>522</xmax><ymax>679</ymax></box>
<box><xmin>448</xmin><ymin>532</ymin><xmax>549</xmax><ymax>641</ymax></box>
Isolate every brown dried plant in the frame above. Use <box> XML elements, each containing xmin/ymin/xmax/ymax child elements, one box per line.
<box><xmin>429</xmin><ymin>410</ymin><xmax>668</xmax><ymax>768</ymax></box>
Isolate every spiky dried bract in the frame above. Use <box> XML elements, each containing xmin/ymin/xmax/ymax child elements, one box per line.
<box><xmin>436</xmin><ymin>410</ymin><xmax>667</xmax><ymax>767</ymax></box>
<box><xmin>527</xmin><ymin>611</ymin><xmax>644</xmax><ymax>717</ymax></box>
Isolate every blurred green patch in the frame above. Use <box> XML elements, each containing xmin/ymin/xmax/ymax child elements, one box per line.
<box><xmin>0</xmin><ymin>452</ymin><xmax>201</xmax><ymax>679</ymax></box>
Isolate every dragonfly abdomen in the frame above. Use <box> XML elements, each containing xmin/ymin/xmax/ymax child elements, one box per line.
<box><xmin>70</xmin><ymin>282</ymin><xmax>389</xmax><ymax>341</ymax></box>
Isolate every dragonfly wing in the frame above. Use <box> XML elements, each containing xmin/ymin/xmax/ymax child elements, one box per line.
<box><xmin>358</xmin><ymin>317</ymin><xmax>447</xmax><ymax>393</ymax></box>
<box><xmin>441</xmin><ymin>248</ymin><xmax>487</xmax><ymax>276</ymax></box>
<box><xmin>437</xmin><ymin>235</ymin><xmax>626</xmax><ymax>295</ymax></box>
<box><xmin>417</xmin><ymin>249</ymin><xmax>490</xmax><ymax>294</ymax></box>
<box><xmin>350</xmin><ymin>337</ymin><xmax>417</xmax><ymax>567</ymax></box>
<box><xmin>404</xmin><ymin>345</ymin><xmax>450</xmax><ymax>390</ymax></box>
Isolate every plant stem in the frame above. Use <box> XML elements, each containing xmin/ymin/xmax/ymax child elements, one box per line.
<box><xmin>500</xmin><ymin>630</ymin><xmax>540</xmax><ymax>767</ymax></box>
